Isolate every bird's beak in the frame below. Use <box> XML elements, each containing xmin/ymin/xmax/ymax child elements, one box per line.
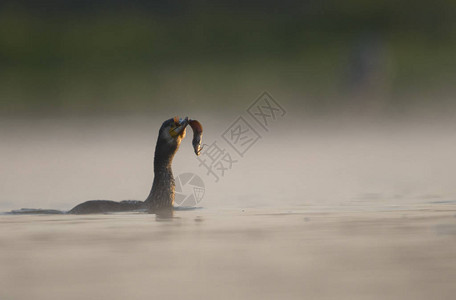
<box><xmin>170</xmin><ymin>117</ymin><xmax>189</xmax><ymax>137</ymax></box>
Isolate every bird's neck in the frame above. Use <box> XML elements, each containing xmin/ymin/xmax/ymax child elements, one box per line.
<box><xmin>145</xmin><ymin>149</ymin><xmax>176</xmax><ymax>210</ymax></box>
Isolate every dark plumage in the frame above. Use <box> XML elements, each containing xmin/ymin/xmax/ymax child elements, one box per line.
<box><xmin>8</xmin><ymin>117</ymin><xmax>201</xmax><ymax>215</ymax></box>
<box><xmin>68</xmin><ymin>200</ymin><xmax>145</xmax><ymax>214</ymax></box>
<box><xmin>55</xmin><ymin>117</ymin><xmax>200</xmax><ymax>214</ymax></box>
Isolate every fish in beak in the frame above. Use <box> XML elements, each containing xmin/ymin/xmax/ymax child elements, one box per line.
<box><xmin>188</xmin><ymin>119</ymin><xmax>203</xmax><ymax>156</ymax></box>
<box><xmin>169</xmin><ymin>116</ymin><xmax>203</xmax><ymax>156</ymax></box>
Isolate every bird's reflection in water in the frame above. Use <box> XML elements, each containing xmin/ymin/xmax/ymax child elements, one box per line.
<box><xmin>154</xmin><ymin>207</ymin><xmax>175</xmax><ymax>221</ymax></box>
<box><xmin>154</xmin><ymin>207</ymin><xmax>204</xmax><ymax>221</ymax></box>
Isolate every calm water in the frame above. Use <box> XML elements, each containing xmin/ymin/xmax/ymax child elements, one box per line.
<box><xmin>1</xmin><ymin>208</ymin><xmax>456</xmax><ymax>300</ymax></box>
<box><xmin>1</xmin><ymin>116</ymin><xmax>456</xmax><ymax>299</ymax></box>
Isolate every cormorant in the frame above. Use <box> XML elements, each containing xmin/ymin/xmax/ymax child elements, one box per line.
<box><xmin>9</xmin><ymin>117</ymin><xmax>203</xmax><ymax>215</ymax></box>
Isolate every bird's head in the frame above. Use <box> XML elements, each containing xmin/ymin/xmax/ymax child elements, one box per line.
<box><xmin>157</xmin><ymin>116</ymin><xmax>189</xmax><ymax>154</ymax></box>
<box><xmin>155</xmin><ymin>116</ymin><xmax>203</xmax><ymax>167</ymax></box>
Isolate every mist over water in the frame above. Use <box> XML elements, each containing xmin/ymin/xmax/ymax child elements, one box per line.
<box><xmin>1</xmin><ymin>110</ymin><xmax>455</xmax><ymax>213</ymax></box>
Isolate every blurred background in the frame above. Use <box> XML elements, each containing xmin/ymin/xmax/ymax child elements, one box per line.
<box><xmin>1</xmin><ymin>0</ymin><xmax>456</xmax><ymax>117</ymax></box>
<box><xmin>1</xmin><ymin>0</ymin><xmax>456</xmax><ymax>211</ymax></box>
